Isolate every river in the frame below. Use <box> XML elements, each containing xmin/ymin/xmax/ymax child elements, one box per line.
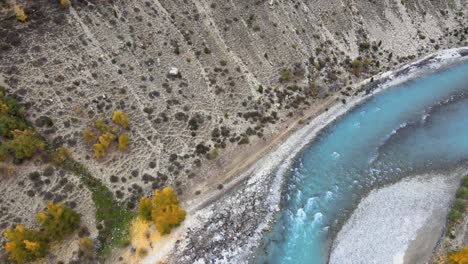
<box><xmin>255</xmin><ymin>61</ymin><xmax>468</xmax><ymax>264</ymax></box>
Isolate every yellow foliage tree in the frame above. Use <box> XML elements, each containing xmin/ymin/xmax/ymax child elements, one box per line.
<box><xmin>23</xmin><ymin>240</ymin><xmax>40</xmax><ymax>251</ymax></box>
<box><xmin>449</xmin><ymin>246</ymin><xmax>468</xmax><ymax>264</ymax></box>
<box><xmin>112</xmin><ymin>110</ymin><xmax>129</xmax><ymax>129</ymax></box>
<box><xmin>154</xmin><ymin>187</ymin><xmax>186</xmax><ymax>234</ymax></box>
<box><xmin>83</xmin><ymin>129</ymin><xmax>96</xmax><ymax>143</ymax></box>
<box><xmin>94</xmin><ymin>143</ymin><xmax>106</xmax><ymax>159</ymax></box>
<box><xmin>0</xmin><ymin>102</ymin><xmax>8</xmax><ymax>113</ymax></box>
<box><xmin>137</xmin><ymin>187</ymin><xmax>186</xmax><ymax>235</ymax></box>
<box><xmin>60</xmin><ymin>0</ymin><xmax>71</xmax><ymax>8</ymax></box>
<box><xmin>15</xmin><ymin>6</ymin><xmax>28</xmax><ymax>22</ymax></box>
<box><xmin>152</xmin><ymin>204</ymin><xmax>187</xmax><ymax>235</ymax></box>
<box><xmin>153</xmin><ymin>187</ymin><xmax>180</xmax><ymax>207</ymax></box>
<box><xmin>118</xmin><ymin>134</ymin><xmax>129</xmax><ymax>150</ymax></box>
<box><xmin>98</xmin><ymin>132</ymin><xmax>115</xmax><ymax>149</ymax></box>
<box><xmin>3</xmin><ymin>225</ymin><xmax>47</xmax><ymax>263</ymax></box>
<box><xmin>93</xmin><ymin>133</ymin><xmax>113</xmax><ymax>159</ymax></box>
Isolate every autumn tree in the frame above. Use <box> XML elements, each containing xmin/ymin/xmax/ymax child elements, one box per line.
<box><xmin>60</xmin><ymin>0</ymin><xmax>71</xmax><ymax>8</ymax></box>
<box><xmin>94</xmin><ymin>143</ymin><xmax>106</xmax><ymax>159</ymax></box>
<box><xmin>448</xmin><ymin>246</ymin><xmax>468</xmax><ymax>264</ymax></box>
<box><xmin>137</xmin><ymin>187</ymin><xmax>186</xmax><ymax>235</ymax></box>
<box><xmin>14</xmin><ymin>6</ymin><xmax>28</xmax><ymax>22</ymax></box>
<box><xmin>98</xmin><ymin>132</ymin><xmax>115</xmax><ymax>149</ymax></box>
<box><xmin>35</xmin><ymin>202</ymin><xmax>80</xmax><ymax>240</ymax></box>
<box><xmin>118</xmin><ymin>134</ymin><xmax>129</xmax><ymax>150</ymax></box>
<box><xmin>152</xmin><ymin>204</ymin><xmax>187</xmax><ymax>235</ymax></box>
<box><xmin>112</xmin><ymin>110</ymin><xmax>129</xmax><ymax>129</ymax></box>
<box><xmin>4</xmin><ymin>225</ymin><xmax>47</xmax><ymax>263</ymax></box>
<box><xmin>85</xmin><ymin>111</ymin><xmax>131</xmax><ymax>158</ymax></box>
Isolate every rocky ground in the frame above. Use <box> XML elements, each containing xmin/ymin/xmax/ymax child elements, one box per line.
<box><xmin>0</xmin><ymin>0</ymin><xmax>466</xmax><ymax>262</ymax></box>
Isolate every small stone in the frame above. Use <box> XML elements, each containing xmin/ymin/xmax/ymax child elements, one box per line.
<box><xmin>169</xmin><ymin>67</ymin><xmax>179</xmax><ymax>76</ymax></box>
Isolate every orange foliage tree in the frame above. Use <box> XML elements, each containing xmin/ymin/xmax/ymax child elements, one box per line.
<box><xmin>4</xmin><ymin>225</ymin><xmax>47</xmax><ymax>263</ymax></box>
<box><xmin>137</xmin><ymin>187</ymin><xmax>186</xmax><ymax>235</ymax></box>
<box><xmin>448</xmin><ymin>246</ymin><xmax>468</xmax><ymax>264</ymax></box>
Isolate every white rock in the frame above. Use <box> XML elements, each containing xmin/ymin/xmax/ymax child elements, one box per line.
<box><xmin>169</xmin><ymin>67</ymin><xmax>179</xmax><ymax>76</ymax></box>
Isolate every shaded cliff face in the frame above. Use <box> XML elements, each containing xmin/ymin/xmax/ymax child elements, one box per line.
<box><xmin>0</xmin><ymin>0</ymin><xmax>466</xmax><ymax>260</ymax></box>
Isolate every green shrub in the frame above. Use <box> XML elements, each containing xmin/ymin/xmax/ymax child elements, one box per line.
<box><xmin>280</xmin><ymin>69</ymin><xmax>292</xmax><ymax>81</ymax></box>
<box><xmin>456</xmin><ymin>187</ymin><xmax>468</xmax><ymax>199</ymax></box>
<box><xmin>453</xmin><ymin>199</ymin><xmax>466</xmax><ymax>212</ymax></box>
<box><xmin>207</xmin><ymin>148</ymin><xmax>219</xmax><ymax>160</ymax></box>
<box><xmin>2</xmin><ymin>96</ymin><xmax>23</xmax><ymax>116</ymax></box>
<box><xmin>257</xmin><ymin>85</ymin><xmax>264</xmax><ymax>94</ymax></box>
<box><xmin>0</xmin><ymin>89</ymin><xmax>27</xmax><ymax>138</ymax></box>
<box><xmin>449</xmin><ymin>209</ymin><xmax>463</xmax><ymax>223</ymax></box>
<box><xmin>351</xmin><ymin>59</ymin><xmax>362</xmax><ymax>76</ymax></box>
<box><xmin>359</xmin><ymin>42</ymin><xmax>370</xmax><ymax>51</ymax></box>
<box><xmin>0</xmin><ymin>114</ymin><xmax>28</xmax><ymax>138</ymax></box>
<box><xmin>462</xmin><ymin>177</ymin><xmax>468</xmax><ymax>188</ymax></box>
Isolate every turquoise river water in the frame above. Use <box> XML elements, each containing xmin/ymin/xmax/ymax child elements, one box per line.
<box><xmin>256</xmin><ymin>62</ymin><xmax>468</xmax><ymax>263</ymax></box>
